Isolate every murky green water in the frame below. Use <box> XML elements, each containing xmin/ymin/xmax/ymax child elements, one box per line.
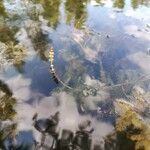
<box><xmin>0</xmin><ymin>0</ymin><xmax>150</xmax><ymax>149</ymax></box>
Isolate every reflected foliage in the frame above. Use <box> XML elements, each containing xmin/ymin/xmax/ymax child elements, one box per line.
<box><xmin>0</xmin><ymin>26</ymin><xmax>17</xmax><ymax>43</ymax></box>
<box><xmin>4</xmin><ymin>42</ymin><xmax>26</xmax><ymax>65</ymax></box>
<box><xmin>94</xmin><ymin>0</ymin><xmax>105</xmax><ymax>5</ymax></box>
<box><xmin>24</xmin><ymin>18</ymin><xmax>49</xmax><ymax>61</ymax></box>
<box><xmin>113</xmin><ymin>0</ymin><xmax>125</xmax><ymax>9</ymax></box>
<box><xmin>65</xmin><ymin>0</ymin><xmax>88</xmax><ymax>29</ymax></box>
<box><xmin>105</xmin><ymin>87</ymin><xmax>150</xmax><ymax>150</ymax></box>
<box><xmin>0</xmin><ymin>0</ymin><xmax>150</xmax><ymax>149</ymax></box>
<box><xmin>36</xmin><ymin>0</ymin><xmax>61</xmax><ymax>28</ymax></box>
<box><xmin>0</xmin><ymin>25</ymin><xmax>26</xmax><ymax>71</ymax></box>
<box><xmin>113</xmin><ymin>0</ymin><xmax>150</xmax><ymax>9</ymax></box>
<box><xmin>131</xmin><ymin>0</ymin><xmax>150</xmax><ymax>9</ymax></box>
<box><xmin>0</xmin><ymin>41</ymin><xmax>26</xmax><ymax>68</ymax></box>
<box><xmin>32</xmin><ymin>31</ymin><xmax>49</xmax><ymax>61</ymax></box>
<box><xmin>0</xmin><ymin>81</ymin><xmax>17</xmax><ymax>149</ymax></box>
<box><xmin>0</xmin><ymin>80</ymin><xmax>16</xmax><ymax>121</ymax></box>
<box><xmin>0</xmin><ymin>0</ymin><xmax>7</xmax><ymax>17</ymax></box>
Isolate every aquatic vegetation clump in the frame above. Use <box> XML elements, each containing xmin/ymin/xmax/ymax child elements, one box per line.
<box><xmin>115</xmin><ymin>100</ymin><xmax>150</xmax><ymax>150</ymax></box>
<box><xmin>0</xmin><ymin>41</ymin><xmax>26</xmax><ymax>67</ymax></box>
<box><xmin>0</xmin><ymin>81</ymin><xmax>16</xmax><ymax>121</ymax></box>
<box><xmin>104</xmin><ymin>90</ymin><xmax>150</xmax><ymax>150</ymax></box>
<box><xmin>0</xmin><ymin>81</ymin><xmax>17</xmax><ymax>149</ymax></box>
<box><xmin>0</xmin><ymin>94</ymin><xmax>16</xmax><ymax>121</ymax></box>
<box><xmin>4</xmin><ymin>42</ymin><xmax>26</xmax><ymax>65</ymax></box>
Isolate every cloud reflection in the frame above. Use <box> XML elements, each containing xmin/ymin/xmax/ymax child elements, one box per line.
<box><xmin>15</xmin><ymin>91</ymin><xmax>114</xmax><ymax>144</ymax></box>
<box><xmin>124</xmin><ymin>25</ymin><xmax>150</xmax><ymax>41</ymax></box>
<box><xmin>128</xmin><ymin>52</ymin><xmax>150</xmax><ymax>74</ymax></box>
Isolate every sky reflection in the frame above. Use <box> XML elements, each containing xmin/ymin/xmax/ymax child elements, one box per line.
<box><xmin>0</xmin><ymin>0</ymin><xmax>150</xmax><ymax>149</ymax></box>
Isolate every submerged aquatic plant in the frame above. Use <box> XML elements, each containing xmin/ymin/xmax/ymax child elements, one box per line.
<box><xmin>0</xmin><ymin>81</ymin><xmax>16</xmax><ymax>121</ymax></box>
<box><xmin>104</xmin><ymin>89</ymin><xmax>150</xmax><ymax>150</ymax></box>
<box><xmin>0</xmin><ymin>81</ymin><xmax>17</xmax><ymax>149</ymax></box>
<box><xmin>0</xmin><ymin>95</ymin><xmax>16</xmax><ymax>121</ymax></box>
<box><xmin>116</xmin><ymin>100</ymin><xmax>150</xmax><ymax>150</ymax></box>
<box><xmin>0</xmin><ymin>41</ymin><xmax>26</xmax><ymax>68</ymax></box>
<box><xmin>4</xmin><ymin>41</ymin><xmax>26</xmax><ymax>65</ymax></box>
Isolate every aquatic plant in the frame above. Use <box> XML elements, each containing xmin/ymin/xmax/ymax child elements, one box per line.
<box><xmin>0</xmin><ymin>81</ymin><xmax>16</xmax><ymax>121</ymax></box>
<box><xmin>0</xmin><ymin>81</ymin><xmax>17</xmax><ymax>149</ymax></box>
<box><xmin>0</xmin><ymin>41</ymin><xmax>26</xmax><ymax>67</ymax></box>
<box><xmin>0</xmin><ymin>95</ymin><xmax>16</xmax><ymax>121</ymax></box>
<box><xmin>104</xmin><ymin>89</ymin><xmax>150</xmax><ymax>150</ymax></box>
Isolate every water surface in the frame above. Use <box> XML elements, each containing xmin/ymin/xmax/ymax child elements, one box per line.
<box><xmin>0</xmin><ymin>0</ymin><xmax>150</xmax><ymax>149</ymax></box>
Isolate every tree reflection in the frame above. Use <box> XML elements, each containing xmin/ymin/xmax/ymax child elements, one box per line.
<box><xmin>0</xmin><ymin>80</ymin><xmax>17</xmax><ymax>148</ymax></box>
<box><xmin>36</xmin><ymin>0</ymin><xmax>61</xmax><ymax>28</ymax></box>
<box><xmin>0</xmin><ymin>0</ymin><xmax>7</xmax><ymax>18</ymax></box>
<box><xmin>65</xmin><ymin>0</ymin><xmax>88</xmax><ymax>29</ymax></box>
<box><xmin>0</xmin><ymin>80</ymin><xmax>16</xmax><ymax>121</ymax></box>
<box><xmin>32</xmin><ymin>31</ymin><xmax>49</xmax><ymax>61</ymax></box>
<box><xmin>0</xmin><ymin>41</ymin><xmax>27</xmax><ymax>69</ymax></box>
<box><xmin>0</xmin><ymin>24</ymin><xmax>27</xmax><ymax>72</ymax></box>
<box><xmin>94</xmin><ymin>0</ymin><xmax>105</xmax><ymax>5</ymax></box>
<box><xmin>25</xmin><ymin>21</ymin><xmax>49</xmax><ymax>61</ymax></box>
<box><xmin>0</xmin><ymin>26</ymin><xmax>17</xmax><ymax>43</ymax></box>
<box><xmin>113</xmin><ymin>0</ymin><xmax>125</xmax><ymax>9</ymax></box>
<box><xmin>131</xmin><ymin>0</ymin><xmax>139</xmax><ymax>8</ymax></box>
<box><xmin>131</xmin><ymin>0</ymin><xmax>150</xmax><ymax>9</ymax></box>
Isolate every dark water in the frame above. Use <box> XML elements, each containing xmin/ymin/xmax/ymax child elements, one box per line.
<box><xmin>0</xmin><ymin>0</ymin><xmax>150</xmax><ymax>149</ymax></box>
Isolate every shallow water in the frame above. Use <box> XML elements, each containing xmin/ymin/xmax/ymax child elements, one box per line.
<box><xmin>0</xmin><ymin>0</ymin><xmax>150</xmax><ymax>149</ymax></box>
